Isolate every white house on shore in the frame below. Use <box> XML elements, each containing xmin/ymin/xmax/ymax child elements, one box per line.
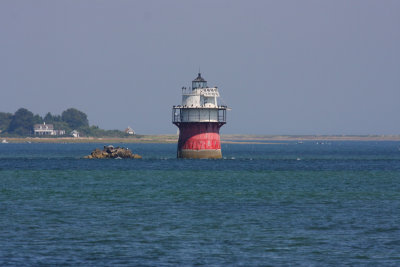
<box><xmin>71</xmin><ymin>130</ymin><xmax>80</xmax><ymax>138</ymax></box>
<box><xmin>125</xmin><ymin>126</ymin><xmax>135</xmax><ymax>135</ymax></box>
<box><xmin>34</xmin><ymin>122</ymin><xmax>65</xmax><ymax>136</ymax></box>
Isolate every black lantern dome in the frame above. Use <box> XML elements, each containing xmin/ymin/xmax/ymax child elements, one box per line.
<box><xmin>192</xmin><ymin>73</ymin><xmax>207</xmax><ymax>89</ymax></box>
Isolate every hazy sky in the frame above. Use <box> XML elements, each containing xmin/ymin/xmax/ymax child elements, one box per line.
<box><xmin>1</xmin><ymin>0</ymin><xmax>399</xmax><ymax>135</ymax></box>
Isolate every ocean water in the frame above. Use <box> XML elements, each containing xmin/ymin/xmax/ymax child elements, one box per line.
<box><xmin>0</xmin><ymin>141</ymin><xmax>400</xmax><ymax>266</ymax></box>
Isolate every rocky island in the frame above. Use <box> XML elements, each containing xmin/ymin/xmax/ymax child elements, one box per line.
<box><xmin>85</xmin><ymin>145</ymin><xmax>142</xmax><ymax>159</ymax></box>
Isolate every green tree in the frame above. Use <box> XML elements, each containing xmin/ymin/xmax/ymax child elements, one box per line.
<box><xmin>61</xmin><ymin>108</ymin><xmax>89</xmax><ymax>129</ymax></box>
<box><xmin>43</xmin><ymin>112</ymin><xmax>62</xmax><ymax>123</ymax></box>
<box><xmin>33</xmin><ymin>114</ymin><xmax>43</xmax><ymax>124</ymax></box>
<box><xmin>53</xmin><ymin>115</ymin><xmax>62</xmax><ymax>122</ymax></box>
<box><xmin>8</xmin><ymin>108</ymin><xmax>34</xmax><ymax>135</ymax></box>
<box><xmin>0</xmin><ymin>112</ymin><xmax>13</xmax><ymax>132</ymax></box>
<box><xmin>44</xmin><ymin>112</ymin><xmax>54</xmax><ymax>123</ymax></box>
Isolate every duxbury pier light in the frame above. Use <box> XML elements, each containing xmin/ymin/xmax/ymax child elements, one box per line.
<box><xmin>172</xmin><ymin>73</ymin><xmax>229</xmax><ymax>159</ymax></box>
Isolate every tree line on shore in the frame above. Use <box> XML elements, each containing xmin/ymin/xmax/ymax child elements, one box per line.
<box><xmin>0</xmin><ymin>108</ymin><xmax>127</xmax><ymax>137</ymax></box>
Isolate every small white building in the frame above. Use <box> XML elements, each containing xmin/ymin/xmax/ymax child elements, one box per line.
<box><xmin>125</xmin><ymin>126</ymin><xmax>135</xmax><ymax>135</ymax></box>
<box><xmin>71</xmin><ymin>130</ymin><xmax>80</xmax><ymax>138</ymax></box>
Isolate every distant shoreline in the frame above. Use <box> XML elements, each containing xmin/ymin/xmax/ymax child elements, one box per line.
<box><xmin>1</xmin><ymin>135</ymin><xmax>400</xmax><ymax>144</ymax></box>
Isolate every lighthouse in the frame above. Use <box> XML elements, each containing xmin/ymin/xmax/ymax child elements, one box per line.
<box><xmin>172</xmin><ymin>73</ymin><xmax>228</xmax><ymax>159</ymax></box>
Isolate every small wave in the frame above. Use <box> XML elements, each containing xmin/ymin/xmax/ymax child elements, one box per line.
<box><xmin>365</xmin><ymin>227</ymin><xmax>399</xmax><ymax>234</ymax></box>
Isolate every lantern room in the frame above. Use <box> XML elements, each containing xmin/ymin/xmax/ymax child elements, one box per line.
<box><xmin>192</xmin><ymin>73</ymin><xmax>207</xmax><ymax>89</ymax></box>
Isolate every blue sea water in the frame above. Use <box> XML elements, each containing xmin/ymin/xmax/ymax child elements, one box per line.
<box><xmin>0</xmin><ymin>141</ymin><xmax>400</xmax><ymax>266</ymax></box>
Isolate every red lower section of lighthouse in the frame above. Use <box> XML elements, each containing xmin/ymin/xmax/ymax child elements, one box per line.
<box><xmin>177</xmin><ymin>122</ymin><xmax>223</xmax><ymax>159</ymax></box>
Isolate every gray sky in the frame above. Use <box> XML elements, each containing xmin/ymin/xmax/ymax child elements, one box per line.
<box><xmin>1</xmin><ymin>0</ymin><xmax>399</xmax><ymax>135</ymax></box>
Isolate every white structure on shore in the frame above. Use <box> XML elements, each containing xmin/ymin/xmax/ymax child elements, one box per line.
<box><xmin>125</xmin><ymin>126</ymin><xmax>135</xmax><ymax>135</ymax></box>
<box><xmin>71</xmin><ymin>130</ymin><xmax>80</xmax><ymax>138</ymax></box>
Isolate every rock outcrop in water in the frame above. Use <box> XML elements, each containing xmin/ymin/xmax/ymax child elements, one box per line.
<box><xmin>84</xmin><ymin>145</ymin><xmax>142</xmax><ymax>159</ymax></box>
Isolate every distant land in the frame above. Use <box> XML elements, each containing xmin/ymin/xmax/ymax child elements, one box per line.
<box><xmin>0</xmin><ymin>107</ymin><xmax>133</xmax><ymax>138</ymax></box>
<box><xmin>2</xmin><ymin>134</ymin><xmax>400</xmax><ymax>144</ymax></box>
<box><xmin>2</xmin><ymin>108</ymin><xmax>399</xmax><ymax>143</ymax></box>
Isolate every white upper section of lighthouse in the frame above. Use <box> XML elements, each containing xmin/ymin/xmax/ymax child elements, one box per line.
<box><xmin>172</xmin><ymin>73</ymin><xmax>228</xmax><ymax>124</ymax></box>
<box><xmin>180</xmin><ymin>73</ymin><xmax>220</xmax><ymax>108</ymax></box>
